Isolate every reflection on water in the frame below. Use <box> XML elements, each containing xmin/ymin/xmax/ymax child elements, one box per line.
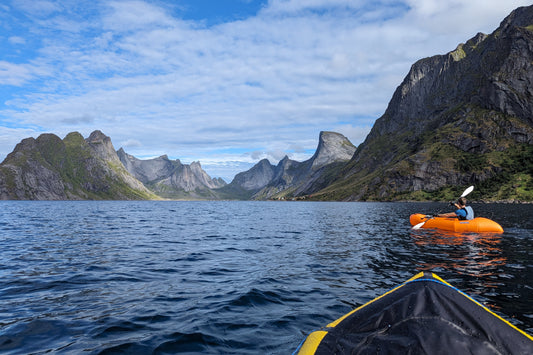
<box><xmin>0</xmin><ymin>201</ymin><xmax>531</xmax><ymax>353</ymax></box>
<box><xmin>411</xmin><ymin>229</ymin><xmax>506</xmax><ymax>278</ymax></box>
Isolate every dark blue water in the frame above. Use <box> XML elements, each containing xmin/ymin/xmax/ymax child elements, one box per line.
<box><xmin>1</xmin><ymin>201</ymin><xmax>532</xmax><ymax>354</ymax></box>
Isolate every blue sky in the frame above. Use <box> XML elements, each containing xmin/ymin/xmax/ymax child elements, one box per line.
<box><xmin>1</xmin><ymin>0</ymin><xmax>531</xmax><ymax>181</ymax></box>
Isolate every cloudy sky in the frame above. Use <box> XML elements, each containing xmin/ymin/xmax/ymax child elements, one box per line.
<box><xmin>1</xmin><ymin>0</ymin><xmax>530</xmax><ymax>181</ymax></box>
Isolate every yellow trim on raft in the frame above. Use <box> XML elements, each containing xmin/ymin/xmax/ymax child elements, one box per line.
<box><xmin>429</xmin><ymin>272</ymin><xmax>452</xmax><ymax>286</ymax></box>
<box><xmin>327</xmin><ymin>272</ymin><xmax>425</xmax><ymax>328</ymax></box>
<box><xmin>452</xmin><ymin>278</ymin><xmax>533</xmax><ymax>341</ymax></box>
<box><xmin>297</xmin><ymin>272</ymin><xmax>533</xmax><ymax>354</ymax></box>
<box><xmin>408</xmin><ymin>273</ymin><xmax>531</xmax><ymax>340</ymax></box>
<box><xmin>296</xmin><ymin>331</ymin><xmax>328</xmax><ymax>355</ymax></box>
<box><xmin>298</xmin><ymin>273</ymin><xmax>427</xmax><ymax>353</ymax></box>
<box><xmin>415</xmin><ymin>273</ymin><xmax>531</xmax><ymax>339</ymax></box>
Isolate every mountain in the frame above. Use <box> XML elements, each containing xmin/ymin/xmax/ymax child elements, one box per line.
<box><xmin>5</xmin><ymin>7</ymin><xmax>532</xmax><ymax>202</ymax></box>
<box><xmin>316</xmin><ymin>5</ymin><xmax>533</xmax><ymax>201</ymax></box>
<box><xmin>232</xmin><ymin>159</ymin><xmax>276</xmax><ymax>191</ymax></box>
<box><xmin>117</xmin><ymin>149</ymin><xmax>226</xmax><ymax>199</ymax></box>
<box><xmin>218</xmin><ymin>131</ymin><xmax>356</xmax><ymax>199</ymax></box>
<box><xmin>255</xmin><ymin>131</ymin><xmax>356</xmax><ymax>199</ymax></box>
<box><xmin>0</xmin><ymin>131</ymin><xmax>157</xmax><ymax>200</ymax></box>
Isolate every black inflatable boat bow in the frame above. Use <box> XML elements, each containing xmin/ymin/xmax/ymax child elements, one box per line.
<box><xmin>295</xmin><ymin>272</ymin><xmax>533</xmax><ymax>354</ymax></box>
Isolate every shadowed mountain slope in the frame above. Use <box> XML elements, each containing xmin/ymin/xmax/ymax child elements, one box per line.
<box><xmin>315</xmin><ymin>5</ymin><xmax>533</xmax><ymax>201</ymax></box>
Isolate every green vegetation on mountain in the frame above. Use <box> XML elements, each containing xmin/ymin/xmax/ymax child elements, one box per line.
<box><xmin>313</xmin><ymin>106</ymin><xmax>533</xmax><ymax>202</ymax></box>
<box><xmin>311</xmin><ymin>6</ymin><xmax>533</xmax><ymax>202</ymax></box>
<box><xmin>220</xmin><ymin>131</ymin><xmax>356</xmax><ymax>200</ymax></box>
<box><xmin>2</xmin><ymin>6</ymin><xmax>533</xmax><ymax>202</ymax></box>
<box><xmin>0</xmin><ymin>131</ymin><xmax>157</xmax><ymax>200</ymax></box>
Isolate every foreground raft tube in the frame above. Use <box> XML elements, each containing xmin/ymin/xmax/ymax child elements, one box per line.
<box><xmin>296</xmin><ymin>272</ymin><xmax>533</xmax><ymax>355</ymax></box>
<box><xmin>409</xmin><ymin>213</ymin><xmax>504</xmax><ymax>233</ymax></box>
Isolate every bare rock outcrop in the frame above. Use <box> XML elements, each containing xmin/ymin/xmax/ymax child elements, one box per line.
<box><xmin>326</xmin><ymin>5</ymin><xmax>533</xmax><ymax>200</ymax></box>
<box><xmin>117</xmin><ymin>149</ymin><xmax>226</xmax><ymax>199</ymax></box>
<box><xmin>0</xmin><ymin>131</ymin><xmax>156</xmax><ymax>200</ymax></box>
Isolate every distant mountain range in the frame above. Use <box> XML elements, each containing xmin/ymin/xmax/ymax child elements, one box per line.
<box><xmin>217</xmin><ymin>131</ymin><xmax>356</xmax><ymax>200</ymax></box>
<box><xmin>117</xmin><ymin>149</ymin><xmax>226</xmax><ymax>199</ymax></box>
<box><xmin>0</xmin><ymin>130</ymin><xmax>355</xmax><ymax>200</ymax></box>
<box><xmin>1</xmin><ymin>5</ymin><xmax>532</xmax><ymax>201</ymax></box>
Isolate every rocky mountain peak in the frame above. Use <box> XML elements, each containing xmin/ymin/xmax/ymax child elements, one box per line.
<box><xmin>10</xmin><ymin>137</ymin><xmax>37</xmax><ymax>155</ymax></box>
<box><xmin>117</xmin><ymin>149</ymin><xmax>177</xmax><ymax>184</ymax></box>
<box><xmin>465</xmin><ymin>32</ymin><xmax>488</xmax><ymax>48</ymax></box>
<box><xmin>0</xmin><ymin>131</ymin><xmax>155</xmax><ymax>200</ymax></box>
<box><xmin>117</xmin><ymin>149</ymin><xmax>225</xmax><ymax>198</ymax></box>
<box><xmin>311</xmin><ymin>131</ymin><xmax>356</xmax><ymax>169</ymax></box>
<box><xmin>500</xmin><ymin>5</ymin><xmax>533</xmax><ymax>31</ymax></box>
<box><xmin>230</xmin><ymin>158</ymin><xmax>275</xmax><ymax>191</ymax></box>
<box><xmin>279</xmin><ymin>155</ymin><xmax>290</xmax><ymax>164</ymax></box>
<box><xmin>322</xmin><ymin>4</ymin><xmax>533</xmax><ymax>201</ymax></box>
<box><xmin>87</xmin><ymin>130</ymin><xmax>109</xmax><ymax>142</ymax></box>
<box><xmin>222</xmin><ymin>131</ymin><xmax>357</xmax><ymax>200</ymax></box>
<box><xmin>86</xmin><ymin>130</ymin><xmax>119</xmax><ymax>163</ymax></box>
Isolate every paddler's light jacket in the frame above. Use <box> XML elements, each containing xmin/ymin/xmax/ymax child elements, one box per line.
<box><xmin>457</xmin><ymin>206</ymin><xmax>474</xmax><ymax>220</ymax></box>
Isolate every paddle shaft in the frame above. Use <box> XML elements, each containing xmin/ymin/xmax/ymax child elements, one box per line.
<box><xmin>412</xmin><ymin>186</ymin><xmax>474</xmax><ymax>230</ymax></box>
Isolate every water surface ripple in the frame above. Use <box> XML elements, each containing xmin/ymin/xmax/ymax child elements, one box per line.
<box><xmin>0</xmin><ymin>201</ymin><xmax>532</xmax><ymax>354</ymax></box>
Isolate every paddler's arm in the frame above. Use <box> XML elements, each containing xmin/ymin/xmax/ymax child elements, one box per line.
<box><xmin>437</xmin><ymin>203</ymin><xmax>461</xmax><ymax>217</ymax></box>
<box><xmin>437</xmin><ymin>212</ymin><xmax>457</xmax><ymax>217</ymax></box>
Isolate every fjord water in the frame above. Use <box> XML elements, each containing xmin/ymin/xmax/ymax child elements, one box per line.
<box><xmin>1</xmin><ymin>201</ymin><xmax>532</xmax><ymax>354</ymax></box>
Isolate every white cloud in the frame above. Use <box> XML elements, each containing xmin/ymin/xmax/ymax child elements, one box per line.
<box><xmin>102</xmin><ymin>0</ymin><xmax>178</xmax><ymax>31</ymax></box>
<box><xmin>120</xmin><ymin>139</ymin><xmax>142</xmax><ymax>148</ymax></box>
<box><xmin>0</xmin><ymin>61</ymin><xmax>39</xmax><ymax>86</ymax></box>
<box><xmin>13</xmin><ymin>0</ymin><xmax>62</xmax><ymax>18</ymax></box>
<box><xmin>405</xmin><ymin>0</ymin><xmax>527</xmax><ymax>34</ymax></box>
<box><xmin>8</xmin><ymin>36</ymin><xmax>26</xmax><ymax>45</ymax></box>
<box><xmin>333</xmin><ymin>124</ymin><xmax>373</xmax><ymax>147</ymax></box>
<box><xmin>262</xmin><ymin>0</ymin><xmax>370</xmax><ymax>15</ymax></box>
<box><xmin>0</xmin><ymin>127</ymin><xmax>42</xmax><ymax>164</ymax></box>
<box><xmin>1</xmin><ymin>0</ymin><xmax>531</xmax><ymax>180</ymax></box>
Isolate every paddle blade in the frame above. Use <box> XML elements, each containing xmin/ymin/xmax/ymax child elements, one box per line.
<box><xmin>412</xmin><ymin>221</ymin><xmax>425</xmax><ymax>230</ymax></box>
<box><xmin>461</xmin><ymin>185</ymin><xmax>474</xmax><ymax>197</ymax></box>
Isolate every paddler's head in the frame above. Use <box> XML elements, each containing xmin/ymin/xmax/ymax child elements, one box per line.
<box><xmin>457</xmin><ymin>197</ymin><xmax>467</xmax><ymax>207</ymax></box>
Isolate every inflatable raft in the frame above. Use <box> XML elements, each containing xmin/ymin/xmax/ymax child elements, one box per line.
<box><xmin>410</xmin><ymin>213</ymin><xmax>504</xmax><ymax>233</ymax></box>
<box><xmin>295</xmin><ymin>272</ymin><xmax>532</xmax><ymax>354</ymax></box>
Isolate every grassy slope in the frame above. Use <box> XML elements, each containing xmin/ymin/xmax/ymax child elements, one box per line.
<box><xmin>312</xmin><ymin>107</ymin><xmax>533</xmax><ymax>201</ymax></box>
<box><xmin>2</xmin><ymin>132</ymin><xmax>158</xmax><ymax>200</ymax></box>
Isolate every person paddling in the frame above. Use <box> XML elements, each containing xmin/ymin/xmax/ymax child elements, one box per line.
<box><xmin>437</xmin><ymin>197</ymin><xmax>474</xmax><ymax>220</ymax></box>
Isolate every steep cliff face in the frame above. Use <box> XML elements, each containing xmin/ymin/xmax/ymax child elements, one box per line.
<box><xmin>0</xmin><ymin>134</ymin><xmax>67</xmax><ymax>200</ymax></box>
<box><xmin>319</xmin><ymin>5</ymin><xmax>533</xmax><ymax>201</ymax></box>
<box><xmin>310</xmin><ymin>130</ymin><xmax>358</xmax><ymax>169</ymax></box>
<box><xmin>0</xmin><ymin>131</ymin><xmax>156</xmax><ymax>200</ymax></box>
<box><xmin>257</xmin><ymin>131</ymin><xmax>356</xmax><ymax>199</ymax></box>
<box><xmin>117</xmin><ymin>149</ymin><xmax>175</xmax><ymax>184</ymax></box>
<box><xmin>231</xmin><ymin>159</ymin><xmax>276</xmax><ymax>191</ymax></box>
<box><xmin>221</xmin><ymin>131</ymin><xmax>355</xmax><ymax>199</ymax></box>
<box><xmin>117</xmin><ymin>149</ymin><xmax>226</xmax><ymax>199</ymax></box>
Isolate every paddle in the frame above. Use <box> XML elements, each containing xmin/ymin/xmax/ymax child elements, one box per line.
<box><xmin>412</xmin><ymin>185</ymin><xmax>474</xmax><ymax>230</ymax></box>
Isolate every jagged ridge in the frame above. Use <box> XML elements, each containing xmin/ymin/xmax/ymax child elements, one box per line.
<box><xmin>219</xmin><ymin>131</ymin><xmax>356</xmax><ymax>200</ymax></box>
<box><xmin>316</xmin><ymin>5</ymin><xmax>533</xmax><ymax>201</ymax></box>
<box><xmin>117</xmin><ymin>149</ymin><xmax>226</xmax><ymax>199</ymax></box>
<box><xmin>0</xmin><ymin>131</ymin><xmax>157</xmax><ymax>200</ymax></box>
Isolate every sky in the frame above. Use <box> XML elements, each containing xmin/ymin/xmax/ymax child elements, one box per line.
<box><xmin>1</xmin><ymin>0</ymin><xmax>531</xmax><ymax>182</ymax></box>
